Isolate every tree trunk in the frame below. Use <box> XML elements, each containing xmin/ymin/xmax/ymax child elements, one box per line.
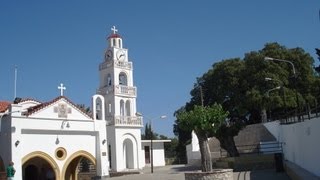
<box><xmin>218</xmin><ymin>135</ymin><xmax>239</xmax><ymax>157</ymax></box>
<box><xmin>195</xmin><ymin>131</ymin><xmax>212</xmax><ymax>172</ymax></box>
<box><xmin>261</xmin><ymin>108</ymin><xmax>267</xmax><ymax>123</ymax></box>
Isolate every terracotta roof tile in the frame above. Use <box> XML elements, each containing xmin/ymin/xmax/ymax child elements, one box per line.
<box><xmin>0</xmin><ymin>101</ymin><xmax>10</xmax><ymax>113</ymax></box>
<box><xmin>25</xmin><ymin>96</ymin><xmax>92</xmax><ymax>119</ymax></box>
<box><xmin>108</xmin><ymin>33</ymin><xmax>121</xmax><ymax>39</ymax></box>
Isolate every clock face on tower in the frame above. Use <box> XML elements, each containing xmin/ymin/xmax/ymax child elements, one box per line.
<box><xmin>116</xmin><ymin>49</ymin><xmax>126</xmax><ymax>61</ymax></box>
<box><xmin>105</xmin><ymin>50</ymin><xmax>113</xmax><ymax>61</ymax></box>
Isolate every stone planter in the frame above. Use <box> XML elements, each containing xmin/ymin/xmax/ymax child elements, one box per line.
<box><xmin>185</xmin><ymin>169</ymin><xmax>233</xmax><ymax>180</ymax></box>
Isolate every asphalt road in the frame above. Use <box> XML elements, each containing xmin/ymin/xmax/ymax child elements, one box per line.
<box><xmin>108</xmin><ymin>165</ymin><xmax>291</xmax><ymax>180</ymax></box>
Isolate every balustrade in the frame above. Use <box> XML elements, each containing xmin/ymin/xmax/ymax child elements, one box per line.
<box><xmin>106</xmin><ymin>116</ymin><xmax>143</xmax><ymax>127</ymax></box>
<box><xmin>99</xmin><ymin>60</ymin><xmax>132</xmax><ymax>70</ymax></box>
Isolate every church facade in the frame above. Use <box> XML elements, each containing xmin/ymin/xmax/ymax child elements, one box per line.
<box><xmin>0</xmin><ymin>95</ymin><xmax>109</xmax><ymax>179</ymax></box>
<box><xmin>0</xmin><ymin>27</ymin><xmax>169</xmax><ymax>179</ymax></box>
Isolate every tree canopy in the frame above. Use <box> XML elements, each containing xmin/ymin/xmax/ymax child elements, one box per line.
<box><xmin>174</xmin><ymin>42</ymin><xmax>319</xmax><ymax>158</ymax></box>
<box><xmin>176</xmin><ymin>104</ymin><xmax>228</xmax><ymax>172</ymax></box>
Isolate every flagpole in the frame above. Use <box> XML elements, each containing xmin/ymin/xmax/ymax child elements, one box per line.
<box><xmin>14</xmin><ymin>65</ymin><xmax>17</xmax><ymax>99</ymax></box>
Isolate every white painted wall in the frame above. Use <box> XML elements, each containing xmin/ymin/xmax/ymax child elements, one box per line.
<box><xmin>0</xmin><ymin>96</ymin><xmax>110</xmax><ymax>179</ymax></box>
<box><xmin>264</xmin><ymin>119</ymin><xmax>320</xmax><ymax>177</ymax></box>
<box><xmin>107</xmin><ymin>127</ymin><xmax>143</xmax><ymax>171</ymax></box>
<box><xmin>186</xmin><ymin>131</ymin><xmax>201</xmax><ymax>165</ymax></box>
<box><xmin>141</xmin><ymin>140</ymin><xmax>170</xmax><ymax>167</ymax></box>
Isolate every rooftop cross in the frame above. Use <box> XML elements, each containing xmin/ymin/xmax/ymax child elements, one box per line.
<box><xmin>111</xmin><ymin>25</ymin><xmax>118</xmax><ymax>34</ymax></box>
<box><xmin>58</xmin><ymin>83</ymin><xmax>66</xmax><ymax>96</ymax></box>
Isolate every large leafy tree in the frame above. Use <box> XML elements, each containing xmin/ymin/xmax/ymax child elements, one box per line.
<box><xmin>176</xmin><ymin>104</ymin><xmax>228</xmax><ymax>172</ymax></box>
<box><xmin>174</xmin><ymin>42</ymin><xmax>318</xmax><ymax>158</ymax></box>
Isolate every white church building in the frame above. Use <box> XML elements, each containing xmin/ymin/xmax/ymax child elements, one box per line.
<box><xmin>0</xmin><ymin>27</ymin><xmax>169</xmax><ymax>180</ymax></box>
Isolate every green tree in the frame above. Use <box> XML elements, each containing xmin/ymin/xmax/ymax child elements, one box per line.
<box><xmin>176</xmin><ymin>104</ymin><xmax>228</xmax><ymax>172</ymax></box>
<box><xmin>173</xmin><ymin>107</ymin><xmax>192</xmax><ymax>163</ymax></box>
<box><xmin>141</xmin><ymin>123</ymin><xmax>158</xmax><ymax>140</ymax></box>
<box><xmin>174</xmin><ymin>42</ymin><xmax>318</xmax><ymax>158</ymax></box>
<box><xmin>314</xmin><ymin>48</ymin><xmax>320</xmax><ymax>73</ymax></box>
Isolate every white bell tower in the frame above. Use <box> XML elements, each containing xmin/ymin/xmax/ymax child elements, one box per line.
<box><xmin>98</xmin><ymin>26</ymin><xmax>144</xmax><ymax>171</ymax></box>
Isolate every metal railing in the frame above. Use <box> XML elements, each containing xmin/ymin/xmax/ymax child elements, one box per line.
<box><xmin>273</xmin><ymin>103</ymin><xmax>320</xmax><ymax>124</ymax></box>
<box><xmin>218</xmin><ymin>141</ymin><xmax>283</xmax><ymax>157</ymax></box>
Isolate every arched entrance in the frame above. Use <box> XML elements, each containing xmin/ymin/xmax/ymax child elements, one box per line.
<box><xmin>123</xmin><ymin>138</ymin><xmax>134</xmax><ymax>169</ymax></box>
<box><xmin>62</xmin><ymin>151</ymin><xmax>96</xmax><ymax>180</ymax></box>
<box><xmin>22</xmin><ymin>151</ymin><xmax>59</xmax><ymax>180</ymax></box>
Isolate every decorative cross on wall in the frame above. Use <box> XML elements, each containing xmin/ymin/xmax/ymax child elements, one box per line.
<box><xmin>58</xmin><ymin>83</ymin><xmax>66</xmax><ymax>96</ymax></box>
<box><xmin>54</xmin><ymin>103</ymin><xmax>72</xmax><ymax>118</ymax></box>
<box><xmin>111</xmin><ymin>25</ymin><xmax>118</xmax><ymax>34</ymax></box>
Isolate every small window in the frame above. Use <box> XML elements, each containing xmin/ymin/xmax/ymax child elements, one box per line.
<box><xmin>107</xmin><ymin>74</ymin><xmax>112</xmax><ymax>86</ymax></box>
<box><xmin>119</xmin><ymin>72</ymin><xmax>127</xmax><ymax>86</ymax></box>
<box><xmin>55</xmin><ymin>147</ymin><xmax>67</xmax><ymax>160</ymax></box>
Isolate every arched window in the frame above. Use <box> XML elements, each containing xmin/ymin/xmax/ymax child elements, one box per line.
<box><xmin>119</xmin><ymin>72</ymin><xmax>127</xmax><ymax>86</ymax></box>
<box><xmin>113</xmin><ymin>39</ymin><xmax>116</xmax><ymax>47</ymax></box>
<box><xmin>107</xmin><ymin>101</ymin><xmax>112</xmax><ymax>114</ymax></box>
<box><xmin>107</xmin><ymin>74</ymin><xmax>112</xmax><ymax>86</ymax></box>
<box><xmin>125</xmin><ymin>100</ymin><xmax>131</xmax><ymax>116</ymax></box>
<box><xmin>120</xmin><ymin>100</ymin><xmax>125</xmax><ymax>117</ymax></box>
<box><xmin>119</xmin><ymin>39</ymin><xmax>122</xmax><ymax>48</ymax></box>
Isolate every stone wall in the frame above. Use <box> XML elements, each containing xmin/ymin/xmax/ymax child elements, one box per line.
<box><xmin>185</xmin><ymin>169</ymin><xmax>233</xmax><ymax>180</ymax></box>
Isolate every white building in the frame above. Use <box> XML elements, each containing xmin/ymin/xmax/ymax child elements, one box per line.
<box><xmin>97</xmin><ymin>26</ymin><xmax>144</xmax><ymax>172</ymax></box>
<box><xmin>0</xmin><ymin>95</ymin><xmax>109</xmax><ymax>179</ymax></box>
<box><xmin>0</xmin><ymin>26</ymin><xmax>170</xmax><ymax>179</ymax></box>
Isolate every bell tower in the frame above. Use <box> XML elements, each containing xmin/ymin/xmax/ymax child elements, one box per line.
<box><xmin>98</xmin><ymin>26</ymin><xmax>144</xmax><ymax>172</ymax></box>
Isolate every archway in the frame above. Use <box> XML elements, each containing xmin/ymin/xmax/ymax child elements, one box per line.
<box><xmin>62</xmin><ymin>150</ymin><xmax>96</xmax><ymax>180</ymax></box>
<box><xmin>22</xmin><ymin>151</ymin><xmax>59</xmax><ymax>180</ymax></box>
<box><xmin>123</xmin><ymin>138</ymin><xmax>134</xmax><ymax>169</ymax></box>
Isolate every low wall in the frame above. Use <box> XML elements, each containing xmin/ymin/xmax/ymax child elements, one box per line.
<box><xmin>185</xmin><ymin>169</ymin><xmax>233</xmax><ymax>180</ymax></box>
<box><xmin>264</xmin><ymin>119</ymin><xmax>320</xmax><ymax>177</ymax></box>
<box><xmin>285</xmin><ymin>161</ymin><xmax>319</xmax><ymax>180</ymax></box>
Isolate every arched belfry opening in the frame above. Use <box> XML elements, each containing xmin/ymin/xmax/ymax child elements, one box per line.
<box><xmin>125</xmin><ymin>100</ymin><xmax>131</xmax><ymax>117</ymax></box>
<box><xmin>92</xmin><ymin>95</ymin><xmax>105</xmax><ymax>120</ymax></box>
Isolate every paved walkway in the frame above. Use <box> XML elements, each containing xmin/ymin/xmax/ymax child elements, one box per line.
<box><xmin>109</xmin><ymin>165</ymin><xmax>291</xmax><ymax>180</ymax></box>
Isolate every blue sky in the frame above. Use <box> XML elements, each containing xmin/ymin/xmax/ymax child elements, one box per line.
<box><xmin>0</xmin><ymin>1</ymin><xmax>319</xmax><ymax>137</ymax></box>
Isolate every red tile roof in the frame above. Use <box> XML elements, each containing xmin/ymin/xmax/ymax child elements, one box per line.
<box><xmin>0</xmin><ymin>101</ymin><xmax>10</xmax><ymax>113</ymax></box>
<box><xmin>25</xmin><ymin>96</ymin><xmax>92</xmax><ymax>119</ymax></box>
<box><xmin>108</xmin><ymin>33</ymin><xmax>122</xmax><ymax>39</ymax></box>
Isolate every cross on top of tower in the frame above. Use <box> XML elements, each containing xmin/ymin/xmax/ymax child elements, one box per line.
<box><xmin>111</xmin><ymin>26</ymin><xmax>118</xmax><ymax>34</ymax></box>
<box><xmin>58</xmin><ymin>83</ymin><xmax>66</xmax><ymax>96</ymax></box>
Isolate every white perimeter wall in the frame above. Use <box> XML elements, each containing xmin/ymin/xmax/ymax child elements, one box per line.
<box><xmin>264</xmin><ymin>119</ymin><xmax>320</xmax><ymax>177</ymax></box>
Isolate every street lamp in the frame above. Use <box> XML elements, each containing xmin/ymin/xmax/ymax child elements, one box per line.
<box><xmin>264</xmin><ymin>57</ymin><xmax>300</xmax><ymax>120</ymax></box>
<box><xmin>264</xmin><ymin>57</ymin><xmax>296</xmax><ymax>76</ymax></box>
<box><xmin>266</xmin><ymin>86</ymin><xmax>281</xmax><ymax>97</ymax></box>
<box><xmin>135</xmin><ymin>112</ymin><xmax>166</xmax><ymax>173</ymax></box>
<box><xmin>265</xmin><ymin>86</ymin><xmax>281</xmax><ymax>121</ymax></box>
<box><xmin>265</xmin><ymin>77</ymin><xmax>287</xmax><ymax>120</ymax></box>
